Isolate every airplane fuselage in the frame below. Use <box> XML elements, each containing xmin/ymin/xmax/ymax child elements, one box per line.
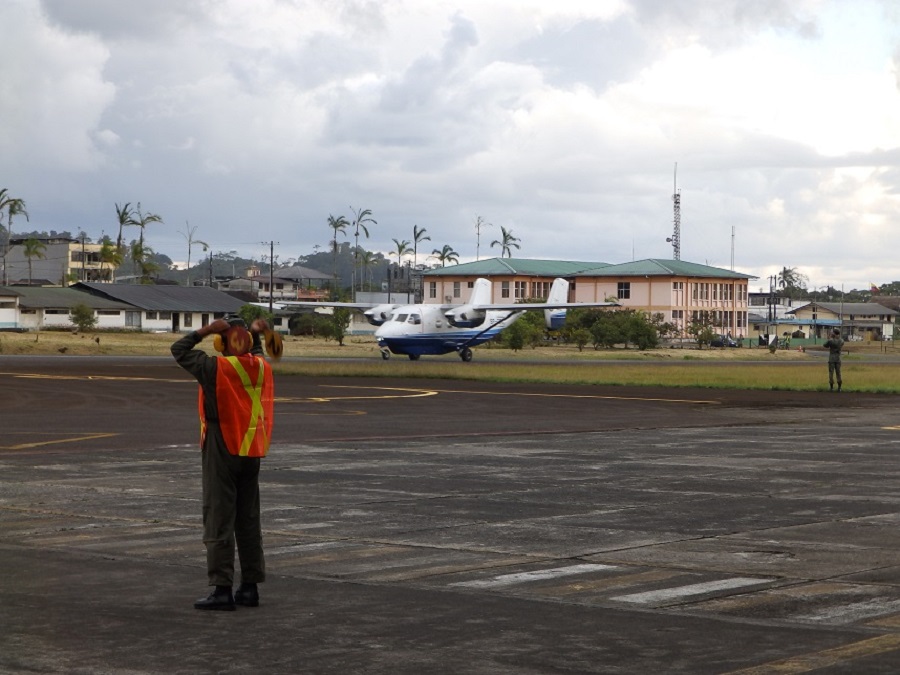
<box><xmin>374</xmin><ymin>304</ymin><xmax>524</xmax><ymax>359</ymax></box>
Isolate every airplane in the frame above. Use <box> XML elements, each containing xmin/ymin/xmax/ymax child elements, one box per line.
<box><xmin>280</xmin><ymin>277</ymin><xmax>618</xmax><ymax>361</ymax></box>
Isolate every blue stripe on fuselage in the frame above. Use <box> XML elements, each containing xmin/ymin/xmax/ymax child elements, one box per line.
<box><xmin>378</xmin><ymin>329</ymin><xmax>504</xmax><ymax>356</ymax></box>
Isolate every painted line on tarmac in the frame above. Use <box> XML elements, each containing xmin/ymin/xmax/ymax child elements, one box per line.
<box><xmin>610</xmin><ymin>576</ymin><xmax>775</xmax><ymax>605</ymax></box>
<box><xmin>0</xmin><ymin>372</ymin><xmax>188</xmax><ymax>383</ymax></box>
<box><xmin>427</xmin><ymin>387</ymin><xmax>721</xmax><ymax>405</ymax></box>
<box><xmin>450</xmin><ymin>563</ymin><xmax>619</xmax><ymax>588</ymax></box>
<box><xmin>293</xmin><ymin>385</ymin><xmax>440</xmax><ymax>401</ymax></box>
<box><xmin>724</xmin><ymin>633</ymin><xmax>900</xmax><ymax>674</ymax></box>
<box><xmin>0</xmin><ymin>432</ymin><xmax>119</xmax><ymax>450</ymax></box>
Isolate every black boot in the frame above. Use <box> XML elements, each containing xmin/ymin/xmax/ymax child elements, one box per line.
<box><xmin>194</xmin><ymin>585</ymin><xmax>235</xmax><ymax>611</ymax></box>
<box><xmin>234</xmin><ymin>582</ymin><xmax>259</xmax><ymax>607</ymax></box>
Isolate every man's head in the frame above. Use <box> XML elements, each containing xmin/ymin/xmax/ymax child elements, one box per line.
<box><xmin>832</xmin><ymin>328</ymin><xmax>841</xmax><ymax>337</ymax></box>
<box><xmin>219</xmin><ymin>317</ymin><xmax>252</xmax><ymax>356</ymax></box>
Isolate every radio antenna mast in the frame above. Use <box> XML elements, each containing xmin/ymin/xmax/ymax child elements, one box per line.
<box><xmin>666</xmin><ymin>163</ymin><xmax>681</xmax><ymax>260</ymax></box>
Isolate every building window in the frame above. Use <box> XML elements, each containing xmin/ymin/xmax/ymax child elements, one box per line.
<box><xmin>97</xmin><ymin>310</ymin><xmax>119</xmax><ymax>316</ymax></box>
<box><xmin>673</xmin><ymin>282</ymin><xmax>683</xmax><ymax>291</ymax></box>
<box><xmin>617</xmin><ymin>282</ymin><xmax>630</xmax><ymax>300</ymax></box>
<box><xmin>531</xmin><ymin>281</ymin><xmax>550</xmax><ymax>298</ymax></box>
<box><xmin>429</xmin><ymin>281</ymin><xmax>436</xmax><ymax>299</ymax></box>
<box><xmin>501</xmin><ymin>281</ymin><xmax>510</xmax><ymax>299</ymax></box>
<box><xmin>514</xmin><ymin>281</ymin><xmax>526</xmax><ymax>299</ymax></box>
<box><xmin>146</xmin><ymin>311</ymin><xmax>158</xmax><ymax>320</ymax></box>
<box><xmin>453</xmin><ymin>281</ymin><xmax>461</xmax><ymax>298</ymax></box>
<box><xmin>184</xmin><ymin>314</ymin><xmax>193</xmax><ymax>328</ymax></box>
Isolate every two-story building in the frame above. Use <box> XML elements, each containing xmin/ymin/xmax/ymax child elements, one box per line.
<box><xmin>787</xmin><ymin>301</ymin><xmax>898</xmax><ymax>341</ymax></box>
<box><xmin>422</xmin><ymin>258</ymin><xmax>754</xmax><ymax>338</ymax></box>
<box><xmin>4</xmin><ymin>237</ymin><xmax>118</xmax><ymax>285</ymax></box>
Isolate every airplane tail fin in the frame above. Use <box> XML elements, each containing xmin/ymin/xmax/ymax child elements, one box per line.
<box><xmin>468</xmin><ymin>278</ymin><xmax>493</xmax><ymax>305</ymax></box>
<box><xmin>544</xmin><ymin>277</ymin><xmax>570</xmax><ymax>329</ymax></box>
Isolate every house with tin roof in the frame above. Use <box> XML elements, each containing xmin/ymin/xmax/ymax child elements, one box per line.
<box><xmin>0</xmin><ymin>286</ymin><xmax>133</xmax><ymax>330</ymax></box>
<box><xmin>786</xmin><ymin>301</ymin><xmax>898</xmax><ymax>342</ymax></box>
<box><xmin>71</xmin><ymin>282</ymin><xmax>249</xmax><ymax>332</ymax></box>
<box><xmin>423</xmin><ymin>257</ymin><xmax>756</xmax><ymax>339</ymax></box>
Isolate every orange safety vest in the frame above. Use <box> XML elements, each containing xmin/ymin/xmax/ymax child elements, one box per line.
<box><xmin>198</xmin><ymin>354</ymin><xmax>274</xmax><ymax>457</ymax></box>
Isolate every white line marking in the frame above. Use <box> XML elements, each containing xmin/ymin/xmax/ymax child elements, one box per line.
<box><xmin>451</xmin><ymin>563</ymin><xmax>618</xmax><ymax>588</ymax></box>
<box><xmin>611</xmin><ymin>577</ymin><xmax>774</xmax><ymax>604</ymax></box>
<box><xmin>796</xmin><ymin>598</ymin><xmax>900</xmax><ymax>624</ymax></box>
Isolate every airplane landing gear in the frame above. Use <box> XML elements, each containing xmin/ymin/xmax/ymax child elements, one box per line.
<box><xmin>459</xmin><ymin>347</ymin><xmax>473</xmax><ymax>362</ymax></box>
<box><xmin>380</xmin><ymin>348</ymin><xmax>391</xmax><ymax>360</ymax></box>
<box><xmin>408</xmin><ymin>353</ymin><xmax>420</xmax><ymax>361</ymax></box>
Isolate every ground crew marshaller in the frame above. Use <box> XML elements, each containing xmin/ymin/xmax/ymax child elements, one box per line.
<box><xmin>171</xmin><ymin>316</ymin><xmax>275</xmax><ymax>610</ymax></box>
<box><xmin>824</xmin><ymin>327</ymin><xmax>844</xmax><ymax>392</ymax></box>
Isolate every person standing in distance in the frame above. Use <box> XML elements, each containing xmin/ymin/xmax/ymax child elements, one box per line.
<box><xmin>171</xmin><ymin>316</ymin><xmax>275</xmax><ymax>610</ymax></box>
<box><xmin>824</xmin><ymin>327</ymin><xmax>844</xmax><ymax>392</ymax></box>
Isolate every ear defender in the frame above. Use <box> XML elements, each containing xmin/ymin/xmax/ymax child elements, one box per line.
<box><xmin>213</xmin><ymin>334</ymin><xmax>225</xmax><ymax>353</ymax></box>
<box><xmin>264</xmin><ymin>329</ymin><xmax>283</xmax><ymax>361</ymax></box>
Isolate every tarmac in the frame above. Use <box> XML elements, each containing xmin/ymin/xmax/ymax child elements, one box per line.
<box><xmin>3</xmin><ymin>355</ymin><xmax>900</xmax><ymax>673</ymax></box>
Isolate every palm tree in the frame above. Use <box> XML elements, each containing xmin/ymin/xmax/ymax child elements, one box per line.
<box><xmin>430</xmin><ymin>244</ymin><xmax>459</xmax><ymax>267</ymax></box>
<box><xmin>130</xmin><ymin>239</ymin><xmax>160</xmax><ymax>283</ymax></box>
<box><xmin>411</xmin><ymin>224</ymin><xmax>430</xmax><ymax>268</ymax></box>
<box><xmin>98</xmin><ymin>236</ymin><xmax>122</xmax><ymax>282</ymax></box>
<box><xmin>350</xmin><ymin>207</ymin><xmax>376</xmax><ymax>298</ymax></box>
<box><xmin>326</xmin><ymin>214</ymin><xmax>349</xmax><ymax>296</ymax></box>
<box><xmin>392</xmin><ymin>238</ymin><xmax>411</xmax><ymax>268</ymax></box>
<box><xmin>180</xmin><ymin>221</ymin><xmax>209</xmax><ymax>286</ymax></box>
<box><xmin>490</xmin><ymin>226</ymin><xmax>521</xmax><ymax>258</ymax></box>
<box><xmin>114</xmin><ymin>202</ymin><xmax>137</xmax><ymax>257</ymax></box>
<box><xmin>23</xmin><ymin>237</ymin><xmax>46</xmax><ymax>286</ymax></box>
<box><xmin>358</xmin><ymin>249</ymin><xmax>377</xmax><ymax>291</ymax></box>
<box><xmin>1</xmin><ymin>190</ymin><xmax>29</xmax><ymax>285</ymax></box>
<box><xmin>134</xmin><ymin>203</ymin><xmax>163</xmax><ymax>249</ymax></box>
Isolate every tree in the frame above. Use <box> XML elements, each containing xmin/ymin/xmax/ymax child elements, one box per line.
<box><xmin>0</xmin><ymin>190</ymin><xmax>29</xmax><ymax>285</ymax></box>
<box><xmin>490</xmin><ymin>226</ymin><xmax>521</xmax><ymax>258</ymax></box>
<box><xmin>69</xmin><ymin>303</ymin><xmax>98</xmax><ymax>332</ymax></box>
<box><xmin>322</xmin><ymin>307</ymin><xmax>352</xmax><ymax>346</ymax></box>
<box><xmin>392</xmin><ymin>238</ymin><xmax>411</xmax><ymax>268</ymax></box>
<box><xmin>411</xmin><ymin>224</ymin><xmax>430</xmax><ymax>269</ymax></box>
<box><xmin>238</xmin><ymin>304</ymin><xmax>273</xmax><ymax>327</ymax></box>
<box><xmin>358</xmin><ymin>249</ymin><xmax>377</xmax><ymax>290</ymax></box>
<box><xmin>22</xmin><ymin>237</ymin><xmax>46</xmax><ymax>286</ymax></box>
<box><xmin>430</xmin><ymin>244</ymin><xmax>459</xmax><ymax>267</ymax></box>
<box><xmin>327</xmin><ymin>214</ymin><xmax>349</xmax><ymax>294</ymax></box>
<box><xmin>349</xmin><ymin>207</ymin><xmax>376</xmax><ymax>297</ymax></box>
<box><xmin>130</xmin><ymin>239</ymin><xmax>160</xmax><ymax>283</ymax></box>
<box><xmin>98</xmin><ymin>235</ymin><xmax>122</xmax><ymax>282</ymax></box>
<box><xmin>114</xmin><ymin>202</ymin><xmax>137</xmax><ymax>257</ymax></box>
<box><xmin>180</xmin><ymin>221</ymin><xmax>209</xmax><ymax>286</ymax></box>
<box><xmin>134</xmin><ymin>203</ymin><xmax>163</xmax><ymax>249</ymax></box>
<box><xmin>776</xmin><ymin>266</ymin><xmax>808</xmax><ymax>299</ymax></box>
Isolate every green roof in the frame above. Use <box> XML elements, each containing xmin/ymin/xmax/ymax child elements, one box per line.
<box><xmin>423</xmin><ymin>258</ymin><xmax>609</xmax><ymax>277</ymax></box>
<box><xmin>575</xmin><ymin>259</ymin><xmax>756</xmax><ymax>280</ymax></box>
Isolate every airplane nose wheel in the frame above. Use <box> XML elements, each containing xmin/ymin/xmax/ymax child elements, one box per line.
<box><xmin>408</xmin><ymin>353</ymin><xmax>420</xmax><ymax>361</ymax></box>
<box><xmin>459</xmin><ymin>347</ymin><xmax>473</xmax><ymax>362</ymax></box>
<box><xmin>380</xmin><ymin>349</ymin><xmax>391</xmax><ymax>360</ymax></box>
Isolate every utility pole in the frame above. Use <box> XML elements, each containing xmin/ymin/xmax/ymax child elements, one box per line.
<box><xmin>261</xmin><ymin>240</ymin><xmax>279</xmax><ymax>315</ymax></box>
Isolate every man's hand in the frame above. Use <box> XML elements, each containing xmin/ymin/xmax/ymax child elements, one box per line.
<box><xmin>250</xmin><ymin>319</ymin><xmax>270</xmax><ymax>334</ymax></box>
<box><xmin>197</xmin><ymin>319</ymin><xmax>231</xmax><ymax>338</ymax></box>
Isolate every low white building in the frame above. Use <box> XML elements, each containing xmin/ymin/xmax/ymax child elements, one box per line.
<box><xmin>0</xmin><ymin>286</ymin><xmax>133</xmax><ymax>330</ymax></box>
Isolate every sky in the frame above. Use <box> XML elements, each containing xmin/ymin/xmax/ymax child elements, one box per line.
<box><xmin>2</xmin><ymin>0</ymin><xmax>900</xmax><ymax>293</ymax></box>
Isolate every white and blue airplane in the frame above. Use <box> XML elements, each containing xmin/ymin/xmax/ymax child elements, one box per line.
<box><xmin>282</xmin><ymin>277</ymin><xmax>617</xmax><ymax>361</ymax></box>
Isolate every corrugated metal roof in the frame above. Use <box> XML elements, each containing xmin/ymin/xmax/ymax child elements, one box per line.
<box><xmin>788</xmin><ymin>302</ymin><xmax>898</xmax><ymax>316</ymax></box>
<box><xmin>73</xmin><ymin>283</ymin><xmax>246</xmax><ymax>312</ymax></box>
<box><xmin>575</xmin><ymin>259</ymin><xmax>756</xmax><ymax>279</ymax></box>
<box><xmin>0</xmin><ymin>286</ymin><xmax>133</xmax><ymax>310</ymax></box>
<box><xmin>273</xmin><ymin>265</ymin><xmax>331</xmax><ymax>280</ymax></box>
<box><xmin>423</xmin><ymin>258</ymin><xmax>608</xmax><ymax>277</ymax></box>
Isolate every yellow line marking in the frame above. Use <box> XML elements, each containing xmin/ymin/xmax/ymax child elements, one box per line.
<box><xmin>0</xmin><ymin>432</ymin><xmax>119</xmax><ymax>450</ymax></box>
<box><xmin>882</xmin><ymin>425</ymin><xmax>900</xmax><ymax>430</ymax></box>
<box><xmin>725</xmin><ymin>633</ymin><xmax>900</xmax><ymax>674</ymax></box>
<box><xmin>0</xmin><ymin>372</ymin><xmax>189</xmax><ymax>383</ymax></box>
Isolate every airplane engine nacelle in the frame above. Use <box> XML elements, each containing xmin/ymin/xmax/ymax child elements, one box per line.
<box><xmin>445</xmin><ymin>305</ymin><xmax>486</xmax><ymax>328</ymax></box>
<box><xmin>363</xmin><ymin>304</ymin><xmax>396</xmax><ymax>326</ymax></box>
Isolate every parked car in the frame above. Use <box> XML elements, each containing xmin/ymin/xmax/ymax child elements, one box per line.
<box><xmin>710</xmin><ymin>334</ymin><xmax>738</xmax><ymax>348</ymax></box>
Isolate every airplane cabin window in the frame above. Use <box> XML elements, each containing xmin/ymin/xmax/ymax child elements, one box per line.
<box><xmin>395</xmin><ymin>314</ymin><xmax>408</xmax><ymax>322</ymax></box>
<box><xmin>409</xmin><ymin>314</ymin><xmax>421</xmax><ymax>324</ymax></box>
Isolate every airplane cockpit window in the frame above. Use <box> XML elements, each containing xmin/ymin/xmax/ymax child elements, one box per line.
<box><xmin>395</xmin><ymin>314</ymin><xmax>408</xmax><ymax>323</ymax></box>
<box><xmin>409</xmin><ymin>314</ymin><xmax>421</xmax><ymax>325</ymax></box>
